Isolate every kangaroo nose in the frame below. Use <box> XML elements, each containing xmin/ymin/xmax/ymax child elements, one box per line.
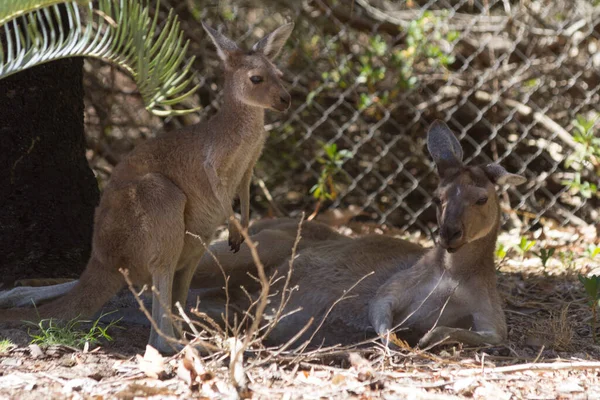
<box><xmin>449</xmin><ymin>227</ymin><xmax>462</xmax><ymax>241</ymax></box>
<box><xmin>280</xmin><ymin>93</ymin><xmax>291</xmax><ymax>107</ymax></box>
<box><xmin>441</xmin><ymin>225</ymin><xmax>463</xmax><ymax>248</ymax></box>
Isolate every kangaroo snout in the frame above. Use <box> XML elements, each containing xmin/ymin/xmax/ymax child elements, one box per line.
<box><xmin>439</xmin><ymin>224</ymin><xmax>463</xmax><ymax>252</ymax></box>
<box><xmin>273</xmin><ymin>90</ymin><xmax>291</xmax><ymax>111</ymax></box>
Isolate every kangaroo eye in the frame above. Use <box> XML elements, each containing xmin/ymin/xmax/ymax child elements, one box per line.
<box><xmin>432</xmin><ymin>197</ymin><xmax>442</xmax><ymax>206</ymax></box>
<box><xmin>476</xmin><ymin>197</ymin><xmax>488</xmax><ymax>205</ymax></box>
<box><xmin>250</xmin><ymin>76</ymin><xmax>263</xmax><ymax>84</ymax></box>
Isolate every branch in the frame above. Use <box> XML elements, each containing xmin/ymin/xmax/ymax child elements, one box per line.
<box><xmin>260</xmin><ymin>213</ymin><xmax>305</xmax><ymax>341</ymax></box>
<box><xmin>459</xmin><ymin>361</ymin><xmax>600</xmax><ymax>375</ymax></box>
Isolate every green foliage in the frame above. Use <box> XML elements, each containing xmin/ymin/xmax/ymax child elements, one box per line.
<box><xmin>358</xmin><ymin>93</ymin><xmax>374</xmax><ymax>110</ymax></box>
<box><xmin>495</xmin><ymin>243</ymin><xmax>508</xmax><ymax>260</ymax></box>
<box><xmin>311</xmin><ymin>12</ymin><xmax>455</xmax><ymax>111</ymax></box>
<box><xmin>0</xmin><ymin>338</ymin><xmax>15</xmax><ymax>353</ymax></box>
<box><xmin>392</xmin><ymin>11</ymin><xmax>456</xmax><ymax>89</ymax></box>
<box><xmin>523</xmin><ymin>78</ymin><xmax>539</xmax><ymax>88</ymax></box>
<box><xmin>580</xmin><ymin>274</ymin><xmax>600</xmax><ymax>302</ymax></box>
<box><xmin>559</xmin><ymin>250</ymin><xmax>576</xmax><ymax>271</ymax></box>
<box><xmin>561</xmin><ymin>173</ymin><xmax>598</xmax><ymax>199</ymax></box>
<box><xmin>310</xmin><ymin>143</ymin><xmax>352</xmax><ymax>202</ymax></box>
<box><xmin>494</xmin><ymin>243</ymin><xmax>510</xmax><ymax>272</ymax></box>
<box><xmin>0</xmin><ymin>0</ymin><xmax>199</xmax><ymax>116</ymax></box>
<box><xmin>563</xmin><ymin>114</ymin><xmax>600</xmax><ymax>198</ymax></box>
<box><xmin>220</xmin><ymin>6</ymin><xmax>235</xmax><ymax>21</ymax></box>
<box><xmin>27</xmin><ymin>313</ymin><xmax>121</xmax><ymax>349</ymax></box>
<box><xmin>567</xmin><ymin>114</ymin><xmax>600</xmax><ymax>168</ymax></box>
<box><xmin>516</xmin><ymin>236</ymin><xmax>536</xmax><ymax>255</ymax></box>
<box><xmin>579</xmin><ymin>274</ymin><xmax>600</xmax><ymax>343</ymax></box>
<box><xmin>0</xmin><ymin>0</ymin><xmax>84</xmax><ymax>25</ymax></box>
<box><xmin>533</xmin><ymin>247</ymin><xmax>555</xmax><ymax>273</ymax></box>
<box><xmin>357</xmin><ymin>35</ymin><xmax>387</xmax><ymax>87</ymax></box>
<box><xmin>586</xmin><ymin>245</ymin><xmax>600</xmax><ymax>259</ymax></box>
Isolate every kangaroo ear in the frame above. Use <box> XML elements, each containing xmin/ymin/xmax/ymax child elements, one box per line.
<box><xmin>252</xmin><ymin>22</ymin><xmax>294</xmax><ymax>60</ymax></box>
<box><xmin>483</xmin><ymin>163</ymin><xmax>527</xmax><ymax>186</ymax></box>
<box><xmin>202</xmin><ymin>22</ymin><xmax>240</xmax><ymax>63</ymax></box>
<box><xmin>427</xmin><ymin>120</ymin><xmax>464</xmax><ymax>171</ymax></box>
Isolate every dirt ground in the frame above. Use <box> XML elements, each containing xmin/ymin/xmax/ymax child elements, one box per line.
<box><xmin>1</xmin><ymin>222</ymin><xmax>600</xmax><ymax>399</ymax></box>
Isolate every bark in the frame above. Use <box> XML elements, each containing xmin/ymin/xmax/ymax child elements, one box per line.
<box><xmin>0</xmin><ymin>58</ymin><xmax>99</xmax><ymax>285</ymax></box>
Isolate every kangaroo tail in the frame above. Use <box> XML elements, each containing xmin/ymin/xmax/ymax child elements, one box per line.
<box><xmin>0</xmin><ymin>280</ymin><xmax>78</xmax><ymax>308</ymax></box>
<box><xmin>0</xmin><ymin>257</ymin><xmax>124</xmax><ymax>322</ymax></box>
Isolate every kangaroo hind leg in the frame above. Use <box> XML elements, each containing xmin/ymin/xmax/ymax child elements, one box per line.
<box><xmin>131</xmin><ymin>173</ymin><xmax>187</xmax><ymax>354</ymax></box>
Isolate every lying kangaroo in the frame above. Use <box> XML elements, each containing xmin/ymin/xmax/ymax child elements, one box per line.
<box><xmin>189</xmin><ymin>121</ymin><xmax>526</xmax><ymax>348</ymax></box>
<box><xmin>0</xmin><ymin>121</ymin><xmax>525</xmax><ymax>348</ymax></box>
<box><xmin>0</xmin><ymin>21</ymin><xmax>294</xmax><ymax>353</ymax></box>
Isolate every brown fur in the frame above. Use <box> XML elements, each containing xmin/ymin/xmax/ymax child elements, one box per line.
<box><xmin>0</xmin><ymin>122</ymin><xmax>525</xmax><ymax>349</ymax></box>
<box><xmin>191</xmin><ymin>121</ymin><xmax>526</xmax><ymax>348</ymax></box>
<box><xmin>0</xmin><ymin>22</ymin><xmax>295</xmax><ymax>354</ymax></box>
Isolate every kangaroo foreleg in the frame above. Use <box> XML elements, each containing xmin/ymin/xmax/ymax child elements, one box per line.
<box><xmin>417</xmin><ymin>326</ymin><xmax>503</xmax><ymax>348</ymax></box>
<box><xmin>418</xmin><ymin>308</ymin><xmax>506</xmax><ymax>349</ymax></box>
<box><xmin>203</xmin><ymin>160</ymin><xmax>240</xmax><ymax>253</ymax></box>
<box><xmin>232</xmin><ymin>160</ymin><xmax>257</xmax><ymax>252</ymax></box>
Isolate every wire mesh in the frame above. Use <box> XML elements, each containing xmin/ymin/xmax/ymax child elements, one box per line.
<box><xmin>83</xmin><ymin>0</ymin><xmax>600</xmax><ymax>235</ymax></box>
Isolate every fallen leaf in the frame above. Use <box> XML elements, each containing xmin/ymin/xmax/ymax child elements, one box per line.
<box><xmin>473</xmin><ymin>382</ymin><xmax>511</xmax><ymax>400</ymax></box>
<box><xmin>331</xmin><ymin>374</ymin><xmax>346</xmax><ymax>385</ymax></box>
<box><xmin>136</xmin><ymin>345</ymin><xmax>170</xmax><ymax>380</ymax></box>
<box><xmin>28</xmin><ymin>344</ymin><xmax>45</xmax><ymax>359</ymax></box>
<box><xmin>177</xmin><ymin>345</ymin><xmax>213</xmax><ymax>388</ymax></box>
<box><xmin>453</xmin><ymin>377</ymin><xmax>477</xmax><ymax>394</ymax></box>
<box><xmin>557</xmin><ymin>381</ymin><xmax>584</xmax><ymax>393</ymax></box>
<box><xmin>369</xmin><ymin>380</ymin><xmax>385</xmax><ymax>391</ymax></box>
<box><xmin>389</xmin><ymin>332</ymin><xmax>412</xmax><ymax>350</ymax></box>
<box><xmin>228</xmin><ymin>337</ymin><xmax>247</xmax><ymax>390</ymax></box>
<box><xmin>348</xmin><ymin>353</ymin><xmax>374</xmax><ymax>381</ymax></box>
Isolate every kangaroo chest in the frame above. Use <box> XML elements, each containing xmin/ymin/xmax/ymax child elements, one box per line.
<box><xmin>223</xmin><ymin>132</ymin><xmax>267</xmax><ymax>198</ymax></box>
<box><xmin>394</xmin><ymin>272</ymin><xmax>476</xmax><ymax>334</ymax></box>
<box><xmin>182</xmin><ymin>131</ymin><xmax>266</xmax><ymax>235</ymax></box>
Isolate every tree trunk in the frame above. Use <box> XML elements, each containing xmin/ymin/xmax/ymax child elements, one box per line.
<box><xmin>0</xmin><ymin>58</ymin><xmax>99</xmax><ymax>285</ymax></box>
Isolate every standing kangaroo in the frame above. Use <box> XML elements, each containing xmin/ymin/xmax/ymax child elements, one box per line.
<box><xmin>188</xmin><ymin>121</ymin><xmax>526</xmax><ymax>348</ymax></box>
<box><xmin>0</xmin><ymin>21</ymin><xmax>294</xmax><ymax>354</ymax></box>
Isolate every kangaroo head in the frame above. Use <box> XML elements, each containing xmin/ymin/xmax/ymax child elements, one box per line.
<box><xmin>426</xmin><ymin>121</ymin><xmax>526</xmax><ymax>253</ymax></box>
<box><xmin>202</xmin><ymin>22</ymin><xmax>294</xmax><ymax>112</ymax></box>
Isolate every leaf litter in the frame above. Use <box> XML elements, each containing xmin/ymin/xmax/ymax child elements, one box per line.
<box><xmin>0</xmin><ymin>216</ymin><xmax>599</xmax><ymax>399</ymax></box>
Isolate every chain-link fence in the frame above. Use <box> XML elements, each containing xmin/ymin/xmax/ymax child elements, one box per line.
<box><xmin>82</xmin><ymin>0</ymin><xmax>600</xmax><ymax>235</ymax></box>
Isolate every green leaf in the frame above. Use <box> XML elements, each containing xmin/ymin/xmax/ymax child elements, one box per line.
<box><xmin>495</xmin><ymin>243</ymin><xmax>507</xmax><ymax>259</ymax></box>
<box><xmin>310</xmin><ymin>184</ymin><xmax>321</xmax><ymax>199</ymax></box>
<box><xmin>579</xmin><ymin>274</ymin><xmax>600</xmax><ymax>299</ymax></box>
<box><xmin>324</xmin><ymin>143</ymin><xmax>337</xmax><ymax>159</ymax></box>
<box><xmin>306</xmin><ymin>90</ymin><xmax>317</xmax><ymax>106</ymax></box>
<box><xmin>337</xmin><ymin>149</ymin><xmax>352</xmax><ymax>159</ymax></box>
<box><xmin>0</xmin><ymin>0</ymin><xmax>198</xmax><ymax>116</ymax></box>
<box><xmin>368</xmin><ymin>35</ymin><xmax>387</xmax><ymax>57</ymax></box>
<box><xmin>446</xmin><ymin>30</ymin><xmax>459</xmax><ymax>43</ymax></box>
<box><xmin>0</xmin><ymin>0</ymin><xmax>88</xmax><ymax>26</ymax></box>
<box><xmin>518</xmin><ymin>237</ymin><xmax>536</xmax><ymax>253</ymax></box>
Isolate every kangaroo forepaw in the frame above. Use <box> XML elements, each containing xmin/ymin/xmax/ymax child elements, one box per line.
<box><xmin>417</xmin><ymin>327</ymin><xmax>454</xmax><ymax>349</ymax></box>
<box><xmin>228</xmin><ymin>230</ymin><xmax>244</xmax><ymax>253</ymax></box>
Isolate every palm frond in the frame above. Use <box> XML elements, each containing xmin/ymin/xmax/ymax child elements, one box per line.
<box><xmin>0</xmin><ymin>0</ymin><xmax>87</xmax><ymax>26</ymax></box>
<box><xmin>0</xmin><ymin>0</ymin><xmax>199</xmax><ymax>116</ymax></box>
